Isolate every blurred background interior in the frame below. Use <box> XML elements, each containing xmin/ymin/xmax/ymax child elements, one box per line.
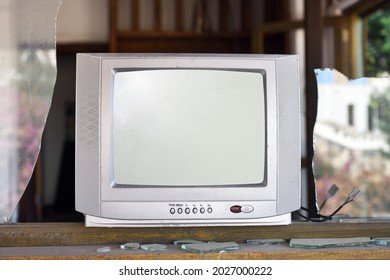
<box><xmin>14</xmin><ymin>0</ymin><xmax>390</xmax><ymax>222</ymax></box>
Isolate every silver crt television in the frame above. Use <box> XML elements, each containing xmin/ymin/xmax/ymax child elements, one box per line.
<box><xmin>75</xmin><ymin>53</ymin><xmax>301</xmax><ymax>227</ymax></box>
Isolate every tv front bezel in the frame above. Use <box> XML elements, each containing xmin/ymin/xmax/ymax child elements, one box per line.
<box><xmin>100</xmin><ymin>55</ymin><xmax>277</xmax><ymax>202</ymax></box>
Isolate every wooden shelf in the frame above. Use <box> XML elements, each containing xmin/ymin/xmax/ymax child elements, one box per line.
<box><xmin>56</xmin><ymin>42</ymin><xmax>109</xmax><ymax>55</ymax></box>
<box><xmin>109</xmin><ymin>0</ymin><xmax>252</xmax><ymax>53</ymax></box>
<box><xmin>2</xmin><ymin>242</ymin><xmax>390</xmax><ymax>260</ymax></box>
<box><xmin>113</xmin><ymin>31</ymin><xmax>251</xmax><ymax>53</ymax></box>
<box><xmin>1</xmin><ymin>222</ymin><xmax>390</xmax><ymax>259</ymax></box>
<box><xmin>3</xmin><ymin>222</ymin><xmax>390</xmax><ymax>247</ymax></box>
<box><xmin>116</xmin><ymin>31</ymin><xmax>250</xmax><ymax>38</ymax></box>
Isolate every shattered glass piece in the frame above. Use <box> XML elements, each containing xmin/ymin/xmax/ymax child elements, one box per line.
<box><xmin>96</xmin><ymin>246</ymin><xmax>111</xmax><ymax>253</ymax></box>
<box><xmin>180</xmin><ymin>242</ymin><xmax>239</xmax><ymax>253</ymax></box>
<box><xmin>289</xmin><ymin>237</ymin><xmax>372</xmax><ymax>249</ymax></box>
<box><xmin>0</xmin><ymin>0</ymin><xmax>62</xmax><ymax>222</ymax></box>
<box><xmin>246</xmin><ymin>239</ymin><xmax>286</xmax><ymax>245</ymax></box>
<box><xmin>338</xmin><ymin>217</ymin><xmax>368</xmax><ymax>223</ymax></box>
<box><xmin>140</xmin><ymin>244</ymin><xmax>167</xmax><ymax>251</ymax></box>
<box><xmin>314</xmin><ymin>69</ymin><xmax>390</xmax><ymax>218</ymax></box>
<box><xmin>173</xmin><ymin>239</ymin><xmax>205</xmax><ymax>245</ymax></box>
<box><xmin>372</xmin><ymin>237</ymin><xmax>390</xmax><ymax>245</ymax></box>
<box><xmin>120</xmin><ymin>242</ymin><xmax>140</xmax><ymax>250</ymax></box>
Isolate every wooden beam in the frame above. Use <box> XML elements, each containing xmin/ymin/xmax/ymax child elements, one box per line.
<box><xmin>57</xmin><ymin>43</ymin><xmax>109</xmax><ymax>55</ymax></box>
<box><xmin>114</xmin><ymin>31</ymin><xmax>251</xmax><ymax>53</ymax></box>
<box><xmin>154</xmin><ymin>0</ymin><xmax>162</xmax><ymax>31</ymax></box>
<box><xmin>132</xmin><ymin>0</ymin><xmax>140</xmax><ymax>31</ymax></box>
<box><xmin>176</xmin><ymin>0</ymin><xmax>184</xmax><ymax>31</ymax></box>
<box><xmin>256</xmin><ymin>20</ymin><xmax>304</xmax><ymax>33</ymax></box>
<box><xmin>343</xmin><ymin>0</ymin><xmax>390</xmax><ymax>17</ymax></box>
<box><xmin>241</xmin><ymin>0</ymin><xmax>251</xmax><ymax>32</ymax></box>
<box><xmin>219</xmin><ymin>0</ymin><xmax>228</xmax><ymax>32</ymax></box>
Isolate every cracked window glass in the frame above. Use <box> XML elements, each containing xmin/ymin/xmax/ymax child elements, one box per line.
<box><xmin>314</xmin><ymin>69</ymin><xmax>390</xmax><ymax>219</ymax></box>
<box><xmin>0</xmin><ymin>0</ymin><xmax>62</xmax><ymax>222</ymax></box>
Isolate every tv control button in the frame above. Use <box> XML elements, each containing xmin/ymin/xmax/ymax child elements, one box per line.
<box><xmin>177</xmin><ymin>208</ymin><xmax>183</xmax><ymax>214</ymax></box>
<box><xmin>185</xmin><ymin>208</ymin><xmax>190</xmax><ymax>214</ymax></box>
<box><xmin>192</xmin><ymin>208</ymin><xmax>198</xmax><ymax>214</ymax></box>
<box><xmin>207</xmin><ymin>207</ymin><xmax>213</xmax><ymax>214</ymax></box>
<box><xmin>241</xmin><ymin>205</ymin><xmax>254</xmax><ymax>213</ymax></box>
<box><xmin>230</xmin><ymin>205</ymin><xmax>242</xmax><ymax>213</ymax></box>
<box><xmin>170</xmin><ymin>208</ymin><xmax>175</xmax><ymax>214</ymax></box>
<box><xmin>200</xmin><ymin>207</ymin><xmax>205</xmax><ymax>214</ymax></box>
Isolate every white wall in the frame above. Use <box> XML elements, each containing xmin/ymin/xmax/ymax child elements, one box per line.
<box><xmin>56</xmin><ymin>0</ymin><xmax>108</xmax><ymax>43</ymax></box>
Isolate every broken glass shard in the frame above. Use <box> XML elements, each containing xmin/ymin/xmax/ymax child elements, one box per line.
<box><xmin>289</xmin><ymin>237</ymin><xmax>372</xmax><ymax>249</ymax></box>
<box><xmin>140</xmin><ymin>244</ymin><xmax>167</xmax><ymax>251</ymax></box>
<box><xmin>372</xmin><ymin>237</ymin><xmax>390</xmax><ymax>246</ymax></box>
<box><xmin>314</xmin><ymin>69</ymin><xmax>390</xmax><ymax>218</ymax></box>
<box><xmin>0</xmin><ymin>0</ymin><xmax>62</xmax><ymax>222</ymax></box>
<box><xmin>173</xmin><ymin>239</ymin><xmax>205</xmax><ymax>245</ymax></box>
<box><xmin>181</xmin><ymin>242</ymin><xmax>239</xmax><ymax>253</ymax></box>
<box><xmin>338</xmin><ymin>217</ymin><xmax>368</xmax><ymax>223</ymax></box>
<box><xmin>96</xmin><ymin>246</ymin><xmax>111</xmax><ymax>253</ymax></box>
<box><xmin>246</xmin><ymin>239</ymin><xmax>286</xmax><ymax>245</ymax></box>
<box><xmin>120</xmin><ymin>242</ymin><xmax>140</xmax><ymax>250</ymax></box>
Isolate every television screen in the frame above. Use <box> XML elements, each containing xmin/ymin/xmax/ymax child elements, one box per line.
<box><xmin>112</xmin><ymin>70</ymin><xmax>265</xmax><ymax>187</ymax></box>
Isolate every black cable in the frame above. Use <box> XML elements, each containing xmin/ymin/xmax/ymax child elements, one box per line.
<box><xmin>295</xmin><ymin>211</ymin><xmax>326</xmax><ymax>222</ymax></box>
<box><xmin>296</xmin><ymin>187</ymin><xmax>360</xmax><ymax>222</ymax></box>
<box><xmin>296</xmin><ymin>206</ymin><xmax>333</xmax><ymax>222</ymax></box>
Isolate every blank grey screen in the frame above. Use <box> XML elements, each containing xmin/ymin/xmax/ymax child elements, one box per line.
<box><xmin>112</xmin><ymin>69</ymin><xmax>265</xmax><ymax>186</ymax></box>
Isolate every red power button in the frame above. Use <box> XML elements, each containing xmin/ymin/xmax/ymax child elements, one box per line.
<box><xmin>230</xmin><ymin>205</ymin><xmax>242</xmax><ymax>213</ymax></box>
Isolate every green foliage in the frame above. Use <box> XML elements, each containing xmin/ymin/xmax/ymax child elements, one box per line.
<box><xmin>367</xmin><ymin>9</ymin><xmax>390</xmax><ymax>76</ymax></box>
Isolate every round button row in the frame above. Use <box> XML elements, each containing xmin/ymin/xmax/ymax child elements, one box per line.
<box><xmin>170</xmin><ymin>207</ymin><xmax>212</xmax><ymax>215</ymax></box>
